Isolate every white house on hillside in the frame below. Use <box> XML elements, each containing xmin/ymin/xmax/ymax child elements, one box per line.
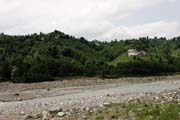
<box><xmin>128</xmin><ymin>49</ymin><xmax>147</xmax><ymax>56</ymax></box>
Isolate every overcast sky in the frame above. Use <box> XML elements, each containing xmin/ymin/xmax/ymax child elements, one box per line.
<box><xmin>0</xmin><ymin>0</ymin><xmax>180</xmax><ymax>41</ymax></box>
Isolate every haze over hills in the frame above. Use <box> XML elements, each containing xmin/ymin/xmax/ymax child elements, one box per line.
<box><xmin>0</xmin><ymin>30</ymin><xmax>180</xmax><ymax>83</ymax></box>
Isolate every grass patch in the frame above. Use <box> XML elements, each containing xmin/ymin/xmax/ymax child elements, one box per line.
<box><xmin>109</xmin><ymin>53</ymin><xmax>130</xmax><ymax>66</ymax></box>
<box><xmin>66</xmin><ymin>102</ymin><xmax>180</xmax><ymax>120</ymax></box>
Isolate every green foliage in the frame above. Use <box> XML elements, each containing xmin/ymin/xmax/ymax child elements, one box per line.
<box><xmin>0</xmin><ymin>30</ymin><xmax>180</xmax><ymax>82</ymax></box>
<box><xmin>0</xmin><ymin>61</ymin><xmax>11</xmax><ymax>81</ymax></box>
<box><xmin>116</xmin><ymin>61</ymin><xmax>177</xmax><ymax>76</ymax></box>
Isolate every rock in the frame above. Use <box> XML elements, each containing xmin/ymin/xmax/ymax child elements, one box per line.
<box><xmin>25</xmin><ymin>114</ymin><xmax>42</xmax><ymax>120</ymax></box>
<box><xmin>57</xmin><ymin>112</ymin><xmax>65</xmax><ymax>117</ymax></box>
<box><xmin>18</xmin><ymin>97</ymin><xmax>22</xmax><ymax>101</ymax></box>
<box><xmin>82</xmin><ymin>115</ymin><xmax>87</xmax><ymax>119</ymax></box>
<box><xmin>103</xmin><ymin>102</ymin><xmax>110</xmax><ymax>106</ymax></box>
<box><xmin>98</xmin><ymin>103</ymin><xmax>104</xmax><ymax>108</ymax></box>
<box><xmin>51</xmin><ymin>108</ymin><xmax>63</xmax><ymax>113</ymax></box>
<box><xmin>29</xmin><ymin>113</ymin><xmax>42</xmax><ymax>119</ymax></box>
<box><xmin>89</xmin><ymin>110</ymin><xmax>94</xmax><ymax>113</ymax></box>
<box><xmin>93</xmin><ymin>107</ymin><xmax>97</xmax><ymax>112</ymax></box>
<box><xmin>50</xmin><ymin>118</ymin><xmax>56</xmax><ymax>120</ymax></box>
<box><xmin>128</xmin><ymin>97</ymin><xmax>134</xmax><ymax>102</ymax></box>
<box><xmin>168</xmin><ymin>97</ymin><xmax>174</xmax><ymax>102</ymax></box>
<box><xmin>0</xmin><ymin>101</ymin><xmax>4</xmax><ymax>104</ymax></box>
<box><xmin>149</xmin><ymin>115</ymin><xmax>153</xmax><ymax>120</ymax></box>
<box><xmin>60</xmin><ymin>102</ymin><xmax>64</xmax><ymax>105</ymax></box>
<box><xmin>178</xmin><ymin>112</ymin><xmax>180</xmax><ymax>116</ymax></box>
<box><xmin>24</xmin><ymin>114</ymin><xmax>33</xmax><ymax>120</ymax></box>
<box><xmin>42</xmin><ymin>111</ymin><xmax>52</xmax><ymax>120</ymax></box>
<box><xmin>85</xmin><ymin>107</ymin><xmax>90</xmax><ymax>111</ymax></box>
<box><xmin>154</xmin><ymin>96</ymin><xmax>159</xmax><ymax>101</ymax></box>
<box><xmin>20</xmin><ymin>111</ymin><xmax>25</xmax><ymax>115</ymax></box>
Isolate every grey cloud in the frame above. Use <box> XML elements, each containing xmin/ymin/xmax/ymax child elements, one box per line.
<box><xmin>0</xmin><ymin>0</ymin><xmax>179</xmax><ymax>41</ymax></box>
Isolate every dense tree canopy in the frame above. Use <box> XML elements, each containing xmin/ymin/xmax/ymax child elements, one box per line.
<box><xmin>0</xmin><ymin>30</ymin><xmax>180</xmax><ymax>83</ymax></box>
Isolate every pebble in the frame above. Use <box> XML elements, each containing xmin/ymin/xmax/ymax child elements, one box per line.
<box><xmin>24</xmin><ymin>114</ymin><xmax>33</xmax><ymax>120</ymax></box>
<box><xmin>103</xmin><ymin>102</ymin><xmax>110</xmax><ymax>106</ymax></box>
<box><xmin>128</xmin><ymin>97</ymin><xmax>134</xmax><ymax>101</ymax></box>
<box><xmin>98</xmin><ymin>103</ymin><xmax>104</xmax><ymax>108</ymax></box>
<box><xmin>57</xmin><ymin>112</ymin><xmax>65</xmax><ymax>117</ymax></box>
<box><xmin>18</xmin><ymin>97</ymin><xmax>22</xmax><ymax>101</ymax></box>
<box><xmin>85</xmin><ymin>107</ymin><xmax>90</xmax><ymax>111</ymax></box>
<box><xmin>19</xmin><ymin>111</ymin><xmax>25</xmax><ymax>115</ymax></box>
<box><xmin>42</xmin><ymin>111</ymin><xmax>52</xmax><ymax>120</ymax></box>
<box><xmin>82</xmin><ymin>115</ymin><xmax>87</xmax><ymax>119</ymax></box>
<box><xmin>0</xmin><ymin>101</ymin><xmax>3</xmax><ymax>104</ymax></box>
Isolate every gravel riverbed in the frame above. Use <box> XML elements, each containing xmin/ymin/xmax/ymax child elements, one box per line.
<box><xmin>0</xmin><ymin>77</ymin><xmax>180</xmax><ymax>120</ymax></box>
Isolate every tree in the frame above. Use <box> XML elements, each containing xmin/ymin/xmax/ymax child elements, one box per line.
<box><xmin>0</xmin><ymin>61</ymin><xmax>11</xmax><ymax>81</ymax></box>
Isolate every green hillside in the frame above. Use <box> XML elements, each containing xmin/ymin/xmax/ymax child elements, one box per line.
<box><xmin>0</xmin><ymin>31</ymin><xmax>180</xmax><ymax>83</ymax></box>
<box><xmin>110</xmin><ymin>53</ymin><xmax>130</xmax><ymax>66</ymax></box>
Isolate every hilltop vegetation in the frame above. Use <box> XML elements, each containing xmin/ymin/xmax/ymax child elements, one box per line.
<box><xmin>0</xmin><ymin>30</ymin><xmax>180</xmax><ymax>83</ymax></box>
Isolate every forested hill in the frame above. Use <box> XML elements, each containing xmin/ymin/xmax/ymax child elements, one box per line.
<box><xmin>0</xmin><ymin>30</ymin><xmax>180</xmax><ymax>83</ymax></box>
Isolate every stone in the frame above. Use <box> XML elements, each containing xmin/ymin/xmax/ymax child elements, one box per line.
<box><xmin>20</xmin><ymin>111</ymin><xmax>25</xmax><ymax>115</ymax></box>
<box><xmin>128</xmin><ymin>97</ymin><xmax>134</xmax><ymax>102</ymax></box>
<box><xmin>18</xmin><ymin>97</ymin><xmax>22</xmax><ymax>101</ymax></box>
<box><xmin>85</xmin><ymin>107</ymin><xmax>90</xmax><ymax>111</ymax></box>
<box><xmin>103</xmin><ymin>102</ymin><xmax>110</xmax><ymax>106</ymax></box>
<box><xmin>89</xmin><ymin>110</ymin><xmax>94</xmax><ymax>113</ymax></box>
<box><xmin>82</xmin><ymin>115</ymin><xmax>87</xmax><ymax>119</ymax></box>
<box><xmin>98</xmin><ymin>103</ymin><xmax>104</xmax><ymax>108</ymax></box>
<box><xmin>31</xmin><ymin>113</ymin><xmax>42</xmax><ymax>119</ymax></box>
<box><xmin>57</xmin><ymin>112</ymin><xmax>65</xmax><ymax>117</ymax></box>
<box><xmin>154</xmin><ymin>96</ymin><xmax>159</xmax><ymax>100</ymax></box>
<box><xmin>50</xmin><ymin>108</ymin><xmax>63</xmax><ymax>114</ymax></box>
<box><xmin>178</xmin><ymin>112</ymin><xmax>180</xmax><ymax>116</ymax></box>
<box><xmin>42</xmin><ymin>111</ymin><xmax>52</xmax><ymax>120</ymax></box>
<box><xmin>24</xmin><ymin>114</ymin><xmax>33</xmax><ymax>120</ymax></box>
<box><xmin>0</xmin><ymin>101</ymin><xmax>4</xmax><ymax>104</ymax></box>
